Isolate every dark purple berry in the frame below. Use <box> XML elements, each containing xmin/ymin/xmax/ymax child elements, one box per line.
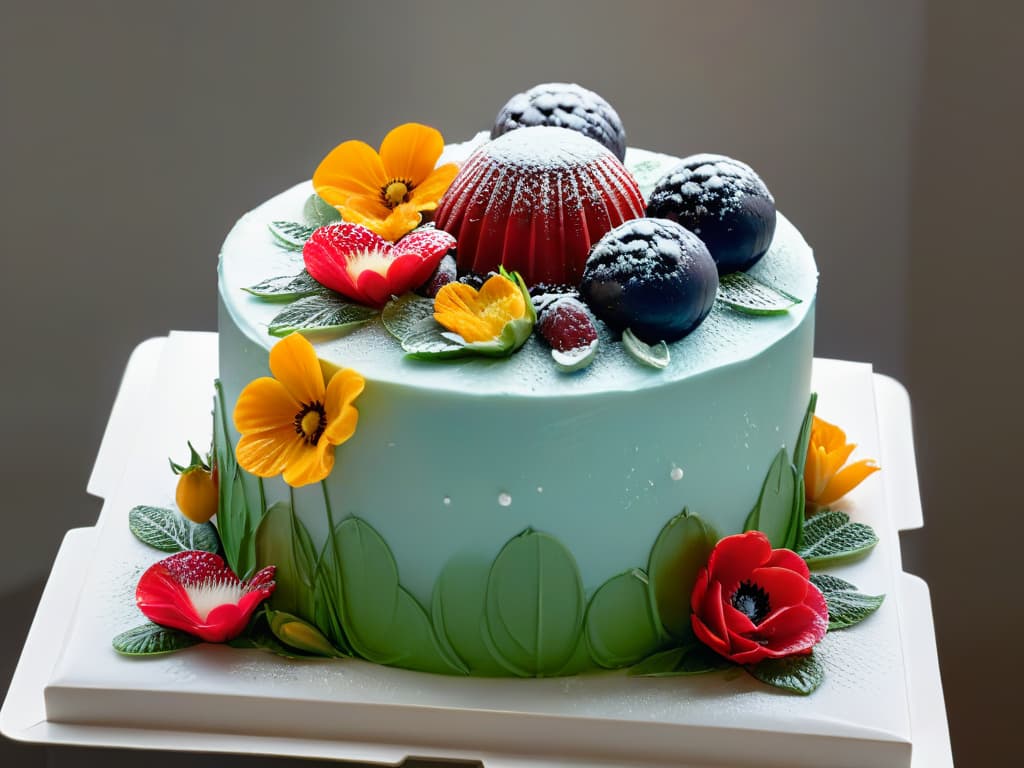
<box><xmin>417</xmin><ymin>254</ymin><xmax>457</xmax><ymax>298</ymax></box>
<box><xmin>579</xmin><ymin>218</ymin><xmax>718</xmax><ymax>344</ymax></box>
<box><xmin>537</xmin><ymin>296</ymin><xmax>599</xmax><ymax>353</ymax></box>
<box><xmin>491</xmin><ymin>83</ymin><xmax>627</xmax><ymax>162</ymax></box>
<box><xmin>646</xmin><ymin>154</ymin><xmax>776</xmax><ymax>275</ymax></box>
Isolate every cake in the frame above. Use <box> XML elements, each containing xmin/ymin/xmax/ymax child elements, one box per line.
<box><xmin>114</xmin><ymin>84</ymin><xmax>884</xmax><ymax>691</ymax></box>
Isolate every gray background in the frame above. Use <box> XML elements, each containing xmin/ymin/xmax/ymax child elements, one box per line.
<box><xmin>1</xmin><ymin>0</ymin><xmax>1021</xmax><ymax>765</ymax></box>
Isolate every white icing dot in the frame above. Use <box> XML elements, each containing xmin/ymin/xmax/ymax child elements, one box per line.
<box><xmin>498</xmin><ymin>492</ymin><xmax>512</xmax><ymax>507</ymax></box>
<box><xmin>386</xmin><ymin>441</ymin><xmax>396</xmax><ymax>448</ymax></box>
<box><xmin>442</xmin><ymin>496</ymin><xmax>451</xmax><ymax>506</ymax></box>
<box><xmin>670</xmin><ymin>466</ymin><xmax>684</xmax><ymax>481</ymax></box>
<box><xmin>536</xmin><ymin>486</ymin><xmax>543</xmax><ymax>494</ymax></box>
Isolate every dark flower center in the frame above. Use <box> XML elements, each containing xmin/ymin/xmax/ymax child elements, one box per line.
<box><xmin>381</xmin><ymin>178</ymin><xmax>413</xmax><ymax>209</ymax></box>
<box><xmin>731</xmin><ymin>580</ymin><xmax>771</xmax><ymax>625</ymax></box>
<box><xmin>294</xmin><ymin>401</ymin><xmax>326</xmax><ymax>445</ymax></box>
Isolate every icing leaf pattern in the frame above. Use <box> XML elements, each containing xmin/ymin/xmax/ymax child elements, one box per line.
<box><xmin>585</xmin><ymin>568</ymin><xmax>664</xmax><ymax>668</ymax></box>
<box><xmin>647</xmin><ymin>509</ymin><xmax>717</xmax><ymax>641</ymax></box>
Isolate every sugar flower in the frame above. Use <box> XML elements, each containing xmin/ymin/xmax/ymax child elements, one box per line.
<box><xmin>433</xmin><ymin>268</ymin><xmax>536</xmax><ymax>356</ymax></box>
<box><xmin>312</xmin><ymin>123</ymin><xmax>459</xmax><ymax>242</ymax></box>
<box><xmin>234</xmin><ymin>332</ymin><xmax>364</xmax><ymax>487</ymax></box>
<box><xmin>804</xmin><ymin>415</ymin><xmax>880</xmax><ymax>506</ymax></box>
<box><xmin>304</xmin><ymin>222</ymin><xmax>455</xmax><ymax>308</ymax></box>
<box><xmin>135</xmin><ymin>550</ymin><xmax>276</xmax><ymax>643</ymax></box>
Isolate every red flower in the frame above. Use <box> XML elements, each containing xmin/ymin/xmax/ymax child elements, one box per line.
<box><xmin>303</xmin><ymin>222</ymin><xmax>455</xmax><ymax>308</ymax></box>
<box><xmin>135</xmin><ymin>551</ymin><xmax>276</xmax><ymax>643</ymax></box>
<box><xmin>691</xmin><ymin>531</ymin><xmax>827</xmax><ymax>665</ymax></box>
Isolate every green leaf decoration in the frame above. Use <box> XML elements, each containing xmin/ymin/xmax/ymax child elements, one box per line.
<box><xmin>798</xmin><ymin>510</ymin><xmax>879</xmax><ymax>567</ymax></box>
<box><xmin>327</xmin><ymin>517</ymin><xmax>467</xmax><ymax>674</ymax></box>
<box><xmin>267</xmin><ymin>293</ymin><xmax>376</xmax><ymax>338</ymax></box>
<box><xmin>793</xmin><ymin>392</ymin><xmax>818</xmax><ymax>477</ymax></box>
<box><xmin>266</xmin><ymin>608</ymin><xmax>344</xmax><ymax>657</ymax></box>
<box><xmin>622</xmin><ymin>328</ymin><xmax>670</xmax><ymax>369</ymax></box>
<box><xmin>312</xmin><ymin>538</ymin><xmax>354</xmax><ymax>657</ymax></box>
<box><xmin>242</xmin><ymin>270</ymin><xmax>325</xmax><ymax>302</ymax></box>
<box><xmin>381</xmin><ymin>293</ymin><xmax>436</xmax><ymax>342</ymax></box>
<box><xmin>269</xmin><ymin>220</ymin><xmax>318</xmax><ymax>251</ymax></box>
<box><xmin>227</xmin><ymin>613</ymin><xmax>323</xmax><ymax>660</ymax></box>
<box><xmin>585</xmin><ymin>568</ymin><xmax>664</xmax><ymax>668</ymax></box>
<box><xmin>717</xmin><ymin>272</ymin><xmax>802</xmax><ymax>315</ymax></box>
<box><xmin>484</xmin><ymin>529</ymin><xmax>586</xmax><ymax>677</ymax></box>
<box><xmin>401</xmin><ymin>322</ymin><xmax>468</xmax><ymax>359</ymax></box>
<box><xmin>212</xmin><ymin>380</ymin><xmax>264</xmax><ymax>579</ymax></box>
<box><xmin>255</xmin><ymin>502</ymin><xmax>319</xmax><ymax>623</ymax></box>
<box><xmin>551</xmin><ymin>339</ymin><xmax>599</xmax><ymax>373</ymax></box>
<box><xmin>303</xmin><ymin>193</ymin><xmax>342</xmax><ymax>227</ymax></box>
<box><xmin>744</xmin><ymin>448</ymin><xmax>802</xmax><ymax>549</ymax></box>
<box><xmin>748</xmin><ymin>653</ymin><xmax>825</xmax><ymax>695</ymax></box>
<box><xmin>128</xmin><ymin>505</ymin><xmax>219</xmax><ymax>554</ymax></box>
<box><xmin>112</xmin><ymin>622</ymin><xmax>199</xmax><ymax>656</ymax></box>
<box><xmin>629</xmin><ymin>643</ymin><xmax>730</xmax><ymax>677</ymax></box>
<box><xmin>810</xmin><ymin>573</ymin><xmax>885</xmax><ymax>630</ymax></box>
<box><xmin>431</xmin><ymin>553</ymin><xmax>507</xmax><ymax>675</ymax></box>
<box><xmin>647</xmin><ymin>509</ymin><xmax>718</xmax><ymax>640</ymax></box>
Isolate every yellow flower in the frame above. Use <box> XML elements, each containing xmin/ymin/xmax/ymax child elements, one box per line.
<box><xmin>312</xmin><ymin>123</ymin><xmax>459</xmax><ymax>242</ymax></box>
<box><xmin>433</xmin><ymin>269</ymin><xmax>536</xmax><ymax>355</ymax></box>
<box><xmin>233</xmin><ymin>333</ymin><xmax>364</xmax><ymax>487</ymax></box>
<box><xmin>804</xmin><ymin>415</ymin><xmax>880</xmax><ymax>506</ymax></box>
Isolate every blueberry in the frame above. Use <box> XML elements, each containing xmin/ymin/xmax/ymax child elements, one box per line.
<box><xmin>646</xmin><ymin>154</ymin><xmax>776</xmax><ymax>275</ymax></box>
<box><xmin>579</xmin><ymin>218</ymin><xmax>718</xmax><ymax>344</ymax></box>
<box><xmin>491</xmin><ymin>83</ymin><xmax>627</xmax><ymax>161</ymax></box>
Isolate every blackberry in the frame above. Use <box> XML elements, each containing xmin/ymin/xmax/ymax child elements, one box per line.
<box><xmin>580</xmin><ymin>218</ymin><xmax>718</xmax><ymax>344</ymax></box>
<box><xmin>646</xmin><ymin>154</ymin><xmax>776</xmax><ymax>275</ymax></box>
<box><xmin>491</xmin><ymin>83</ymin><xmax>627</xmax><ymax>162</ymax></box>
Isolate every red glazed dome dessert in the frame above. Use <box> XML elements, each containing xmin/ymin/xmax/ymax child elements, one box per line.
<box><xmin>434</xmin><ymin>126</ymin><xmax>645</xmax><ymax>287</ymax></box>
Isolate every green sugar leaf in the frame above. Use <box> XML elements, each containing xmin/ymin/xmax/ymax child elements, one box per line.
<box><xmin>128</xmin><ymin>505</ymin><xmax>219</xmax><ymax>554</ymax></box>
<box><xmin>622</xmin><ymin>328</ymin><xmax>670</xmax><ymax>369</ymax></box>
<box><xmin>810</xmin><ymin>573</ymin><xmax>885</xmax><ymax>630</ymax></box>
<box><xmin>431</xmin><ymin>553</ymin><xmax>508</xmax><ymax>676</ymax></box>
<box><xmin>484</xmin><ymin>529</ymin><xmax>585</xmax><ymax>677</ymax></box>
<box><xmin>793</xmin><ymin>392</ymin><xmax>818</xmax><ymax>477</ymax></box>
<box><xmin>303</xmin><ymin>193</ymin><xmax>342</xmax><ymax>227</ymax></box>
<box><xmin>242</xmin><ymin>270</ymin><xmax>325</xmax><ymax>302</ymax></box>
<box><xmin>744</xmin><ymin>448</ymin><xmax>802</xmax><ymax>549</ymax></box>
<box><xmin>748</xmin><ymin>653</ymin><xmax>825</xmax><ymax>695</ymax></box>
<box><xmin>717</xmin><ymin>272</ymin><xmax>801</xmax><ymax>315</ymax></box>
<box><xmin>381</xmin><ymin>293</ymin><xmax>436</xmax><ymax>342</ymax></box>
<box><xmin>268</xmin><ymin>293</ymin><xmax>376</xmax><ymax>338</ymax></box>
<box><xmin>269</xmin><ymin>220</ymin><xmax>319</xmax><ymax>250</ymax></box>
<box><xmin>113</xmin><ymin>622</ymin><xmax>199</xmax><ymax>656</ymax></box>
<box><xmin>585</xmin><ymin>568</ymin><xmax>664</xmax><ymax>669</ymax></box>
<box><xmin>401</xmin><ymin>322</ymin><xmax>468</xmax><ymax>359</ymax></box>
<box><xmin>255</xmin><ymin>501</ymin><xmax>319</xmax><ymax>624</ymax></box>
<box><xmin>647</xmin><ymin>509</ymin><xmax>717</xmax><ymax>641</ymax></box>
<box><xmin>798</xmin><ymin>510</ymin><xmax>879</xmax><ymax>567</ymax></box>
<box><xmin>629</xmin><ymin>643</ymin><xmax>730</xmax><ymax>677</ymax></box>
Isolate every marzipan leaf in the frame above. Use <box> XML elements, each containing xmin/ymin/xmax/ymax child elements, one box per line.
<box><xmin>401</xmin><ymin>322</ymin><xmax>468</xmax><ymax>359</ymax></box>
<box><xmin>748</xmin><ymin>653</ymin><xmax>824</xmax><ymax>695</ymax></box>
<box><xmin>268</xmin><ymin>293</ymin><xmax>376</xmax><ymax>338</ymax></box>
<box><xmin>798</xmin><ymin>510</ymin><xmax>879</xmax><ymax>567</ymax></box>
<box><xmin>744</xmin><ymin>448</ymin><xmax>802</xmax><ymax>549</ymax></box>
<box><xmin>647</xmin><ymin>509</ymin><xmax>717</xmax><ymax>641</ymax></box>
<box><xmin>717</xmin><ymin>272</ymin><xmax>801</xmax><ymax>315</ymax></box>
<box><xmin>303</xmin><ymin>193</ymin><xmax>342</xmax><ymax>227</ymax></box>
<box><xmin>242</xmin><ymin>270</ymin><xmax>325</xmax><ymax>302</ymax></box>
<box><xmin>269</xmin><ymin>220</ymin><xmax>318</xmax><ymax>250</ymax></box>
<box><xmin>255</xmin><ymin>502</ymin><xmax>318</xmax><ymax>622</ymax></box>
<box><xmin>112</xmin><ymin>622</ymin><xmax>199</xmax><ymax>656</ymax></box>
<box><xmin>585</xmin><ymin>568</ymin><xmax>663</xmax><ymax>669</ymax></box>
<box><xmin>622</xmin><ymin>328</ymin><xmax>669</xmax><ymax>369</ymax></box>
<box><xmin>431</xmin><ymin>553</ymin><xmax>507</xmax><ymax>675</ymax></box>
<box><xmin>629</xmin><ymin>643</ymin><xmax>730</xmax><ymax>677</ymax></box>
<box><xmin>381</xmin><ymin>293</ymin><xmax>436</xmax><ymax>342</ymax></box>
<box><xmin>794</xmin><ymin>392</ymin><xmax>818</xmax><ymax>476</ymax></box>
<box><xmin>810</xmin><ymin>573</ymin><xmax>885</xmax><ymax>630</ymax></box>
<box><xmin>128</xmin><ymin>505</ymin><xmax>219</xmax><ymax>554</ymax></box>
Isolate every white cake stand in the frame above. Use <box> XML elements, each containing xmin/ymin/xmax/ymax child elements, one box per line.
<box><xmin>0</xmin><ymin>333</ymin><xmax>953</xmax><ymax>767</ymax></box>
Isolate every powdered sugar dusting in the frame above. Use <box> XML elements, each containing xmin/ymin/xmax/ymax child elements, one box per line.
<box><xmin>483</xmin><ymin>127</ymin><xmax>612</xmax><ymax>171</ymax></box>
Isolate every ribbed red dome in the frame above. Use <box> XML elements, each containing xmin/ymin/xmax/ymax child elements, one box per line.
<box><xmin>434</xmin><ymin>126</ymin><xmax>644</xmax><ymax>287</ymax></box>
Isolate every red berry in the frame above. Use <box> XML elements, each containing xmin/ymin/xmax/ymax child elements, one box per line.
<box><xmin>417</xmin><ymin>253</ymin><xmax>457</xmax><ymax>298</ymax></box>
<box><xmin>537</xmin><ymin>296</ymin><xmax>598</xmax><ymax>353</ymax></box>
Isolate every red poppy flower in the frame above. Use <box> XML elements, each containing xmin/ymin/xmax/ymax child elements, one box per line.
<box><xmin>135</xmin><ymin>551</ymin><xmax>276</xmax><ymax>643</ymax></box>
<box><xmin>691</xmin><ymin>531</ymin><xmax>827</xmax><ymax>665</ymax></box>
<box><xmin>303</xmin><ymin>222</ymin><xmax>456</xmax><ymax>308</ymax></box>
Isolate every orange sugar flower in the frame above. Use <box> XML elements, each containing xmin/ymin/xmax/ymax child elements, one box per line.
<box><xmin>804</xmin><ymin>415</ymin><xmax>880</xmax><ymax>506</ymax></box>
<box><xmin>233</xmin><ymin>333</ymin><xmax>364</xmax><ymax>487</ymax></box>
<box><xmin>432</xmin><ymin>269</ymin><xmax>536</xmax><ymax>356</ymax></box>
<box><xmin>312</xmin><ymin>123</ymin><xmax>459</xmax><ymax>242</ymax></box>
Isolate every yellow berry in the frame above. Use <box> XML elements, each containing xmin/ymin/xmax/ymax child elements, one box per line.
<box><xmin>176</xmin><ymin>467</ymin><xmax>218</xmax><ymax>524</ymax></box>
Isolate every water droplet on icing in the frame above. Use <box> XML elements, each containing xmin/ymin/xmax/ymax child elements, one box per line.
<box><xmin>670</xmin><ymin>466</ymin><xmax>684</xmax><ymax>481</ymax></box>
<box><xmin>536</xmin><ymin>486</ymin><xmax>543</xmax><ymax>494</ymax></box>
<box><xmin>498</xmin><ymin>492</ymin><xmax>512</xmax><ymax>507</ymax></box>
<box><xmin>442</xmin><ymin>496</ymin><xmax>451</xmax><ymax>506</ymax></box>
<box><xmin>386</xmin><ymin>441</ymin><xmax>396</xmax><ymax>448</ymax></box>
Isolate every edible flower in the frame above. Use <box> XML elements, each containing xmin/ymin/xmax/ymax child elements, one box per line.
<box><xmin>234</xmin><ymin>332</ymin><xmax>364</xmax><ymax>487</ymax></box>
<box><xmin>804</xmin><ymin>415</ymin><xmax>880</xmax><ymax>506</ymax></box>
<box><xmin>433</xmin><ymin>267</ymin><xmax>536</xmax><ymax>356</ymax></box>
<box><xmin>135</xmin><ymin>551</ymin><xmax>276</xmax><ymax>643</ymax></box>
<box><xmin>312</xmin><ymin>123</ymin><xmax>459</xmax><ymax>241</ymax></box>
<box><xmin>691</xmin><ymin>531</ymin><xmax>827</xmax><ymax>665</ymax></box>
<box><xmin>304</xmin><ymin>222</ymin><xmax>455</xmax><ymax>308</ymax></box>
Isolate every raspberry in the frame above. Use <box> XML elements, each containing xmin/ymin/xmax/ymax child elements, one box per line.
<box><xmin>491</xmin><ymin>83</ymin><xmax>627</xmax><ymax>162</ymax></box>
<box><xmin>646</xmin><ymin>154</ymin><xmax>776</xmax><ymax>275</ymax></box>
<box><xmin>537</xmin><ymin>295</ymin><xmax>598</xmax><ymax>354</ymax></box>
<box><xmin>417</xmin><ymin>254</ymin><xmax>457</xmax><ymax>298</ymax></box>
